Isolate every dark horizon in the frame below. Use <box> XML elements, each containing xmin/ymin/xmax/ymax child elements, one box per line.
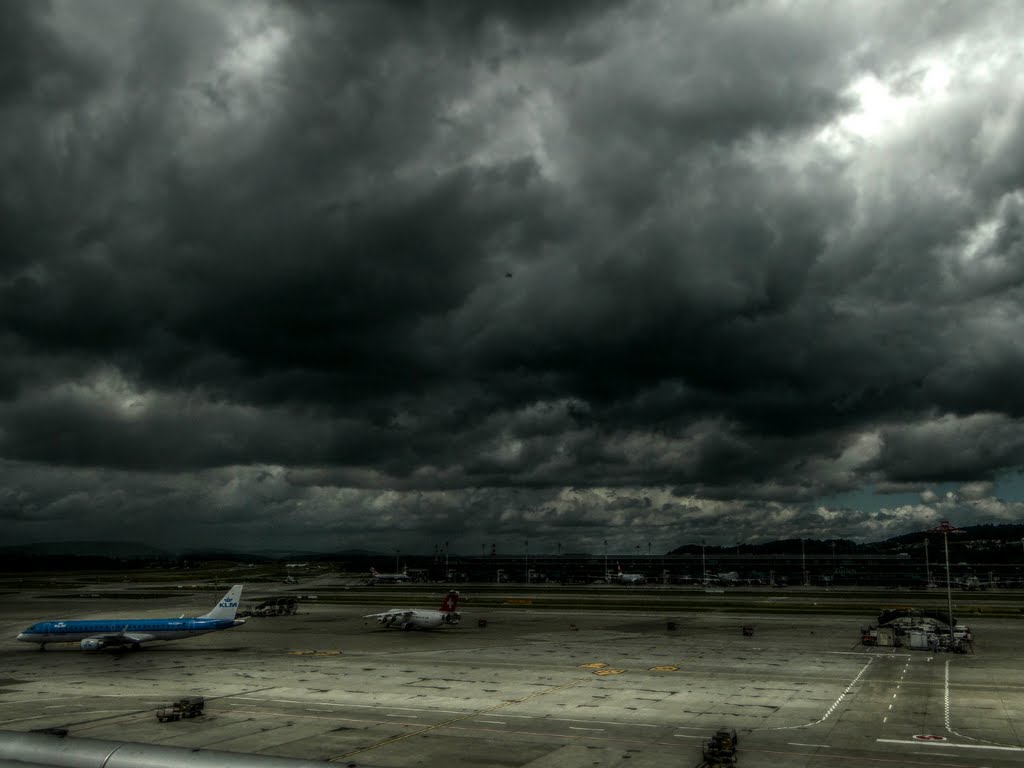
<box><xmin>7</xmin><ymin>521</ymin><xmax>1024</xmax><ymax>562</ymax></box>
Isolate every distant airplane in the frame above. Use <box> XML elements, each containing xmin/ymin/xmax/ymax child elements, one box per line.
<box><xmin>505</xmin><ymin>272</ymin><xmax>513</xmax><ymax>278</ymax></box>
<box><xmin>364</xmin><ymin>590</ymin><xmax>461</xmax><ymax>630</ymax></box>
<box><xmin>369</xmin><ymin>566</ymin><xmax>410</xmax><ymax>584</ymax></box>
<box><xmin>16</xmin><ymin>585</ymin><xmax>245</xmax><ymax>651</ymax></box>
<box><xmin>613</xmin><ymin>562</ymin><xmax>646</xmax><ymax>585</ymax></box>
<box><xmin>707</xmin><ymin>571</ymin><xmax>740</xmax><ymax>585</ymax></box>
<box><xmin>960</xmin><ymin>575</ymin><xmax>997</xmax><ymax>591</ymax></box>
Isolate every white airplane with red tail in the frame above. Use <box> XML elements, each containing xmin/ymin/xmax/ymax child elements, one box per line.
<box><xmin>364</xmin><ymin>591</ymin><xmax>461</xmax><ymax>630</ymax></box>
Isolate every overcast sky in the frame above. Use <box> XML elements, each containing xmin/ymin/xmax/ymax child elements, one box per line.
<box><xmin>3</xmin><ymin>0</ymin><xmax>1024</xmax><ymax>556</ymax></box>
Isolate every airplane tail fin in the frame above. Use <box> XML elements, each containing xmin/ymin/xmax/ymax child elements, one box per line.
<box><xmin>370</xmin><ymin>567</ymin><xmax>379</xmax><ymax>576</ymax></box>
<box><xmin>439</xmin><ymin>590</ymin><xmax>460</xmax><ymax>613</ymax></box>
<box><xmin>201</xmin><ymin>585</ymin><xmax>243</xmax><ymax>620</ymax></box>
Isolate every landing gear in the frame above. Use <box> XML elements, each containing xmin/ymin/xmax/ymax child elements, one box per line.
<box><xmin>38</xmin><ymin>644</ymin><xmax>46</xmax><ymax>652</ymax></box>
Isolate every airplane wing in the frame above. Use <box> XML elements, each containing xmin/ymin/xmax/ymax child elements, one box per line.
<box><xmin>114</xmin><ymin>633</ymin><xmax>157</xmax><ymax>644</ymax></box>
<box><xmin>85</xmin><ymin>631</ymin><xmax>157</xmax><ymax>648</ymax></box>
<box><xmin>364</xmin><ymin>610</ymin><xmax>415</xmax><ymax>626</ymax></box>
<box><xmin>364</xmin><ymin>611</ymin><xmax>414</xmax><ymax>620</ymax></box>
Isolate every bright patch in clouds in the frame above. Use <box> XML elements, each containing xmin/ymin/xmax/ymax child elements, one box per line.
<box><xmin>817</xmin><ymin>57</ymin><xmax>954</xmax><ymax>155</ymax></box>
<box><xmin>840</xmin><ymin>74</ymin><xmax>906</xmax><ymax>139</ymax></box>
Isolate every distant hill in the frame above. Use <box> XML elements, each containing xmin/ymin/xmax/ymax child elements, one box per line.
<box><xmin>884</xmin><ymin>523</ymin><xmax>1024</xmax><ymax>548</ymax></box>
<box><xmin>2</xmin><ymin>541</ymin><xmax>389</xmax><ymax>562</ymax></box>
<box><xmin>8</xmin><ymin>524</ymin><xmax>1023</xmax><ymax>564</ymax></box>
<box><xmin>668</xmin><ymin>523</ymin><xmax>1024</xmax><ymax>560</ymax></box>
<box><xmin>0</xmin><ymin>541</ymin><xmax>169</xmax><ymax>559</ymax></box>
<box><xmin>668</xmin><ymin>537</ymin><xmax>863</xmax><ymax>556</ymax></box>
<box><xmin>177</xmin><ymin>548</ymin><xmax>389</xmax><ymax>560</ymax></box>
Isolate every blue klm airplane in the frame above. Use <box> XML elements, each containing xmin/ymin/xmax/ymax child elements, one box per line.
<box><xmin>16</xmin><ymin>585</ymin><xmax>244</xmax><ymax>651</ymax></box>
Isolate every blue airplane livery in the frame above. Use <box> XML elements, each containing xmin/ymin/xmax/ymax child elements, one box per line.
<box><xmin>16</xmin><ymin>585</ymin><xmax>245</xmax><ymax>651</ymax></box>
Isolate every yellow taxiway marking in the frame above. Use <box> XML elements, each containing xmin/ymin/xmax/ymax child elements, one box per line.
<box><xmin>578</xmin><ymin>662</ymin><xmax>627</xmax><ymax>675</ymax></box>
<box><xmin>649</xmin><ymin>665</ymin><xmax>678</xmax><ymax>672</ymax></box>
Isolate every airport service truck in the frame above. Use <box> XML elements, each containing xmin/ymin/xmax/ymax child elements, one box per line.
<box><xmin>702</xmin><ymin>727</ymin><xmax>738</xmax><ymax>766</ymax></box>
<box><xmin>155</xmin><ymin>696</ymin><xmax>205</xmax><ymax>722</ymax></box>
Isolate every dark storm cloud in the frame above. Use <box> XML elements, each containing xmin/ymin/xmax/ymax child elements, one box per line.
<box><xmin>875</xmin><ymin>414</ymin><xmax>1024</xmax><ymax>484</ymax></box>
<box><xmin>3</xmin><ymin>0</ymin><xmax>1024</xmax><ymax>551</ymax></box>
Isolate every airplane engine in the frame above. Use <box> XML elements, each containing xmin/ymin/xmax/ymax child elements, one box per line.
<box><xmin>80</xmin><ymin>638</ymin><xmax>104</xmax><ymax>651</ymax></box>
<box><xmin>442</xmin><ymin>612</ymin><xmax>461</xmax><ymax>625</ymax></box>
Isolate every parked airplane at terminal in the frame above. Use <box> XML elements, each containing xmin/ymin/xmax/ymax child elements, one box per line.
<box><xmin>364</xmin><ymin>590</ymin><xmax>461</xmax><ymax>629</ymax></box>
<box><xmin>368</xmin><ymin>566</ymin><xmax>410</xmax><ymax>584</ymax></box>
<box><xmin>16</xmin><ymin>585</ymin><xmax>245</xmax><ymax>651</ymax></box>
<box><xmin>613</xmin><ymin>562</ymin><xmax>646</xmax><ymax>584</ymax></box>
<box><xmin>960</xmin><ymin>575</ymin><xmax>997</xmax><ymax>591</ymax></box>
<box><xmin>706</xmin><ymin>571</ymin><xmax>741</xmax><ymax>585</ymax></box>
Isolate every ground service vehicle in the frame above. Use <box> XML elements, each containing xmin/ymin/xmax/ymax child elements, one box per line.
<box><xmin>703</xmin><ymin>727</ymin><xmax>738</xmax><ymax>766</ymax></box>
<box><xmin>156</xmin><ymin>696</ymin><xmax>205</xmax><ymax>722</ymax></box>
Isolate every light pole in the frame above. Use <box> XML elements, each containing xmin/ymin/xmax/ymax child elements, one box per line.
<box><xmin>524</xmin><ymin>538</ymin><xmax>529</xmax><ymax>584</ymax></box>
<box><xmin>830</xmin><ymin>541</ymin><xmax>836</xmax><ymax>585</ymax></box>
<box><xmin>801</xmin><ymin>538</ymin><xmax>807</xmax><ymax>586</ymax></box>
<box><xmin>701</xmin><ymin>540</ymin><xmax>706</xmax><ymax>585</ymax></box>
<box><xmin>931</xmin><ymin>520</ymin><xmax>964</xmax><ymax>637</ymax></box>
<box><xmin>925</xmin><ymin>538</ymin><xmax>931</xmax><ymax>586</ymax></box>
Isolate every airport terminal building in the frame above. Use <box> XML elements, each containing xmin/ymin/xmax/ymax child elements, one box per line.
<box><xmin>348</xmin><ymin>550</ymin><xmax>1024</xmax><ymax>588</ymax></box>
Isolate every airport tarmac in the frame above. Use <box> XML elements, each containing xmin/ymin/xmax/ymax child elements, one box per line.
<box><xmin>1</xmin><ymin>581</ymin><xmax>1023</xmax><ymax>767</ymax></box>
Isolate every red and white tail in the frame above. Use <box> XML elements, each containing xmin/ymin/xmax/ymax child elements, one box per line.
<box><xmin>617</xmin><ymin>561</ymin><xmax>623</xmax><ymax>574</ymax></box>
<box><xmin>439</xmin><ymin>591</ymin><xmax>460</xmax><ymax>613</ymax></box>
